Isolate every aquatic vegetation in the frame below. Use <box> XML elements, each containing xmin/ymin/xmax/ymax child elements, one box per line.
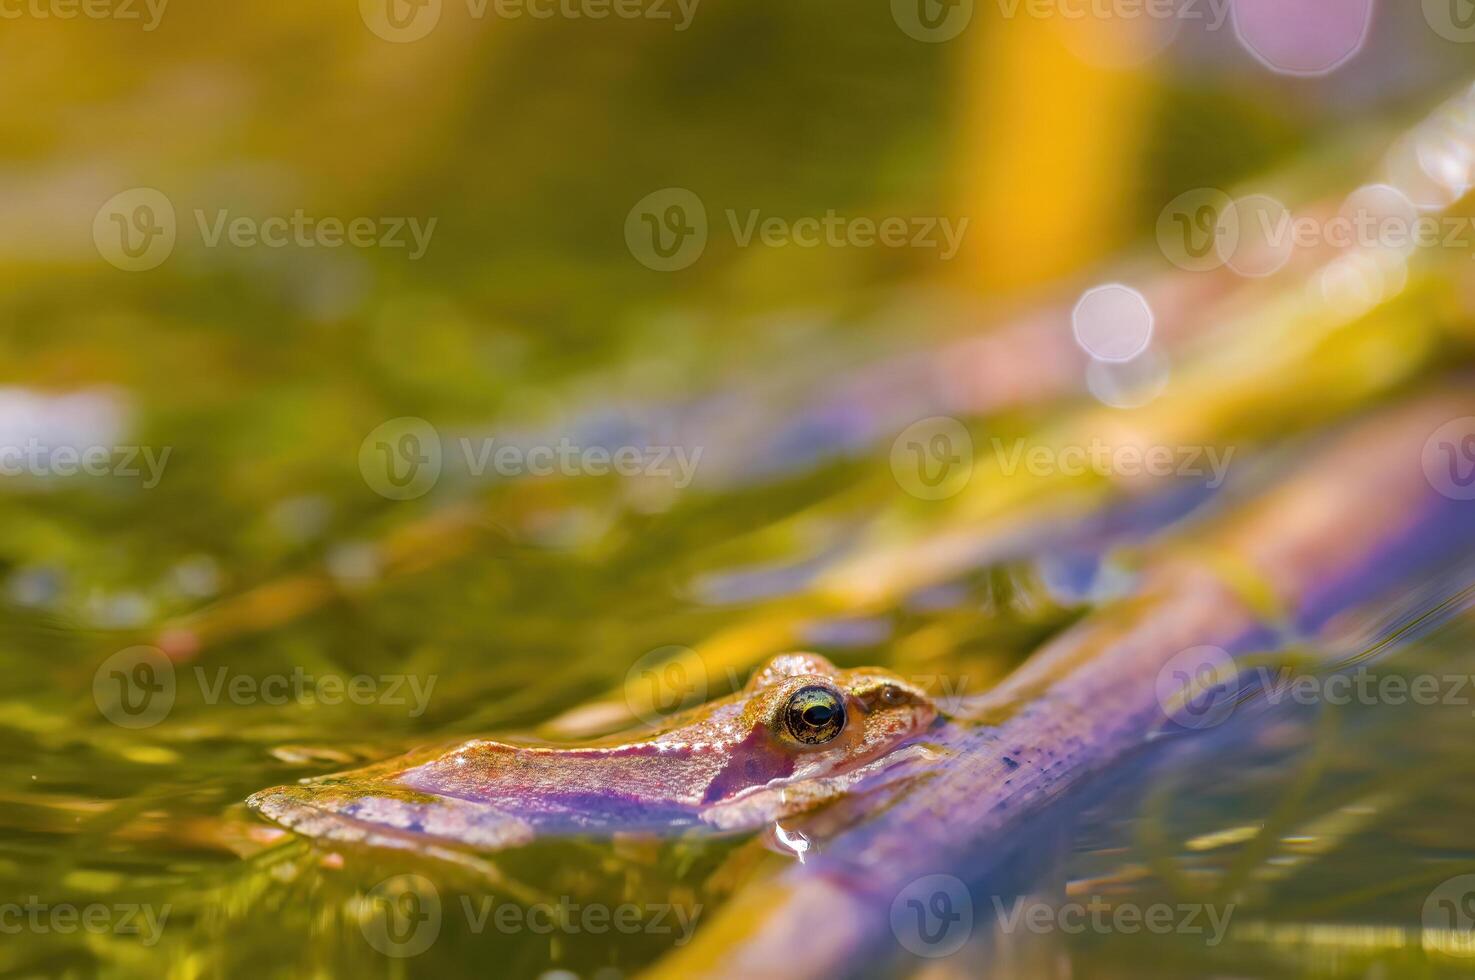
<box><xmin>5</xmin><ymin>8</ymin><xmax>1475</xmax><ymax>980</ymax></box>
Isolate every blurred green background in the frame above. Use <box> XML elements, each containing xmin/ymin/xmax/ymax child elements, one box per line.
<box><xmin>4</xmin><ymin>1</ymin><xmax>1475</xmax><ymax>977</ymax></box>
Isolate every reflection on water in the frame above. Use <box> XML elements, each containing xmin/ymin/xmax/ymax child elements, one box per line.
<box><xmin>7</xmin><ymin>429</ymin><xmax>1475</xmax><ymax>978</ymax></box>
<box><xmin>3</xmin><ymin>10</ymin><xmax>1475</xmax><ymax>978</ymax></box>
<box><xmin>963</xmin><ymin>574</ymin><xmax>1475</xmax><ymax>980</ymax></box>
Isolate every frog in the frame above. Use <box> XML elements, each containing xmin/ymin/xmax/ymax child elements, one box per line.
<box><xmin>246</xmin><ymin>653</ymin><xmax>938</xmax><ymax>854</ymax></box>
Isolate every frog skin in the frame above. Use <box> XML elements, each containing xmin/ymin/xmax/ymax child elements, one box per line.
<box><xmin>246</xmin><ymin>653</ymin><xmax>938</xmax><ymax>854</ymax></box>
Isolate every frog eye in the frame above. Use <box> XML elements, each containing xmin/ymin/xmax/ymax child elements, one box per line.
<box><xmin>879</xmin><ymin>685</ymin><xmax>907</xmax><ymax>706</ymax></box>
<box><xmin>781</xmin><ymin>685</ymin><xmax>847</xmax><ymax>745</ymax></box>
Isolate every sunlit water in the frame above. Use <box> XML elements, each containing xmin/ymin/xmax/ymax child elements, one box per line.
<box><xmin>6</xmin><ymin>419</ymin><xmax>1475</xmax><ymax>980</ymax></box>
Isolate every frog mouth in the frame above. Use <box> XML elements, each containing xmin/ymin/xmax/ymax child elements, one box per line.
<box><xmin>698</xmin><ymin>740</ymin><xmax>946</xmax><ymax>830</ymax></box>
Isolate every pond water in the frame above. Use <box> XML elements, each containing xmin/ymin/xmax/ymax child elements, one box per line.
<box><xmin>4</xmin><ymin>5</ymin><xmax>1475</xmax><ymax>978</ymax></box>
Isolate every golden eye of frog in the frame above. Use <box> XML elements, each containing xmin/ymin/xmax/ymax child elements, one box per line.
<box><xmin>247</xmin><ymin>653</ymin><xmax>937</xmax><ymax>852</ymax></box>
